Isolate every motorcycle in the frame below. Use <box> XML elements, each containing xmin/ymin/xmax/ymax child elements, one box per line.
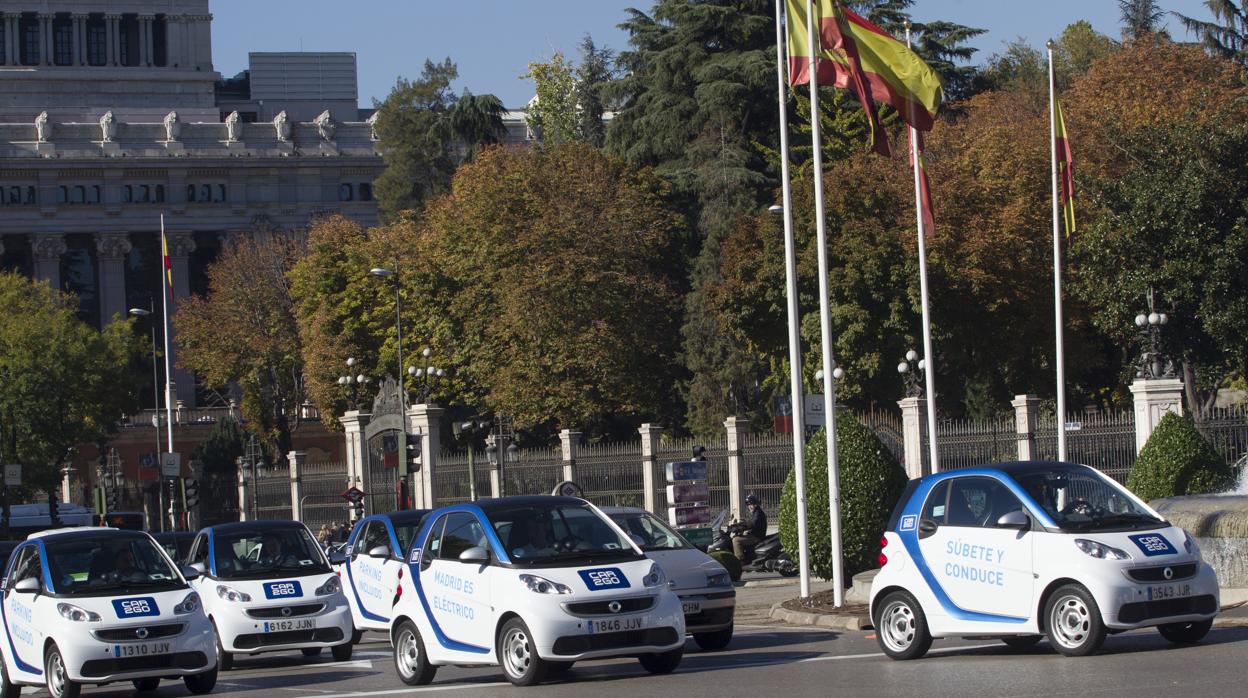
<box><xmin>707</xmin><ymin>509</ymin><xmax>798</xmax><ymax>577</ymax></box>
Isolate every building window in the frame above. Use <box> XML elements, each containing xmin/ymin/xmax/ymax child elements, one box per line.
<box><xmin>71</xmin><ymin>185</ymin><xmax>84</xmax><ymax>204</ymax></box>
<box><xmin>122</xmin><ymin>184</ymin><xmax>132</xmax><ymax>203</ymax></box>
<box><xmin>20</xmin><ymin>15</ymin><xmax>39</xmax><ymax>66</ymax></box>
<box><xmin>338</xmin><ymin>184</ymin><xmax>354</xmax><ymax>202</ymax></box>
<box><xmin>154</xmin><ymin>184</ymin><xmax>165</xmax><ymax>203</ymax></box>
<box><xmin>86</xmin><ymin>15</ymin><xmax>106</xmax><ymax>66</ymax></box>
<box><xmin>90</xmin><ymin>185</ymin><xmax>100</xmax><ymax>204</ymax></box>
<box><xmin>152</xmin><ymin>16</ymin><xmax>167</xmax><ymax>66</ymax></box>
<box><xmin>186</xmin><ymin>184</ymin><xmax>196</xmax><ymax>202</ymax></box>
<box><xmin>57</xmin><ymin>186</ymin><xmax>67</xmax><ymax>204</ymax></box>
<box><xmin>359</xmin><ymin>183</ymin><xmax>373</xmax><ymax>202</ymax></box>
<box><xmin>3</xmin><ymin>185</ymin><xmax>35</xmax><ymax>205</ymax></box>
<box><xmin>119</xmin><ymin>15</ymin><xmax>139</xmax><ymax>67</ymax></box>
<box><xmin>53</xmin><ymin>15</ymin><xmax>72</xmax><ymax>66</ymax></box>
<box><xmin>0</xmin><ymin>16</ymin><xmax>6</xmax><ymax>65</ymax></box>
<box><xmin>187</xmin><ymin>183</ymin><xmax>227</xmax><ymax>204</ymax></box>
<box><xmin>217</xmin><ymin>184</ymin><xmax>227</xmax><ymax>202</ymax></box>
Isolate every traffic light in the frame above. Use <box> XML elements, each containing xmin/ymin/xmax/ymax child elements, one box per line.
<box><xmin>107</xmin><ymin>488</ymin><xmax>119</xmax><ymax>512</ymax></box>
<box><xmin>351</xmin><ymin>499</ymin><xmax>364</xmax><ymax>519</ymax></box>
<box><xmin>48</xmin><ymin>492</ymin><xmax>59</xmax><ymax>526</ymax></box>
<box><xmin>406</xmin><ymin>434</ymin><xmax>421</xmax><ymax>471</ymax></box>
<box><xmin>185</xmin><ymin>479</ymin><xmax>199</xmax><ymax>509</ymax></box>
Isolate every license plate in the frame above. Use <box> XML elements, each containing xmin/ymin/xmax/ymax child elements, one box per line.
<box><xmin>263</xmin><ymin>618</ymin><xmax>315</xmax><ymax>632</ymax></box>
<box><xmin>681</xmin><ymin>601</ymin><xmax>702</xmax><ymax>615</ymax></box>
<box><xmin>111</xmin><ymin>642</ymin><xmax>170</xmax><ymax>658</ymax></box>
<box><xmin>1147</xmin><ymin>583</ymin><xmax>1192</xmax><ymax>601</ymax></box>
<box><xmin>587</xmin><ymin>616</ymin><xmax>645</xmax><ymax>634</ymax></box>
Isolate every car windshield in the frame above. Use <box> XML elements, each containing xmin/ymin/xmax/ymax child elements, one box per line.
<box><xmin>608</xmin><ymin>511</ymin><xmax>691</xmax><ymax>551</ymax></box>
<box><xmin>213</xmin><ymin>526</ymin><xmax>330</xmax><ymax>579</ymax></box>
<box><xmin>485</xmin><ymin>502</ymin><xmax>643</xmax><ymax>566</ymax></box>
<box><xmin>395</xmin><ymin>522</ymin><xmax>422</xmax><ymax>556</ymax></box>
<box><xmin>45</xmin><ymin>534</ymin><xmax>184</xmax><ymax>596</ymax></box>
<box><xmin>1011</xmin><ymin>465</ymin><xmax>1166</xmax><ymax>532</ymax></box>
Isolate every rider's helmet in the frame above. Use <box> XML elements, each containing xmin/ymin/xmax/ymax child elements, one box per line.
<box><xmin>745</xmin><ymin>493</ymin><xmax>760</xmax><ymax>506</ymax></box>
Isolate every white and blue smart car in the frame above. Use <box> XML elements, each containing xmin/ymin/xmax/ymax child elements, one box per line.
<box><xmin>389</xmin><ymin>496</ymin><xmax>685</xmax><ymax>687</ymax></box>
<box><xmin>333</xmin><ymin>510</ymin><xmax>431</xmax><ymax>642</ymax></box>
<box><xmin>870</xmin><ymin>461</ymin><xmax>1220</xmax><ymax>659</ymax></box>
<box><xmin>186</xmin><ymin>521</ymin><xmax>353</xmax><ymax>669</ymax></box>
<box><xmin>0</xmin><ymin>528</ymin><xmax>217</xmax><ymax>698</ymax></box>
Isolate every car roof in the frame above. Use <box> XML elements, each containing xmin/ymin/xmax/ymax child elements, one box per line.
<box><xmin>470</xmin><ymin>495</ymin><xmax>588</xmax><ymax>511</ymax></box>
<box><xmin>204</xmin><ymin>520</ymin><xmax>309</xmax><ymax>533</ymax></box>
<box><xmin>153</xmin><ymin>531</ymin><xmax>195</xmax><ymax>540</ymax></box>
<box><xmin>920</xmin><ymin>460</ymin><xmax>1096</xmax><ymax>483</ymax></box>
<box><xmin>597</xmin><ymin>506</ymin><xmax>644</xmax><ymax>515</ymax></box>
<box><xmin>27</xmin><ymin>527</ymin><xmax>147</xmax><ymax>541</ymax></box>
<box><xmin>372</xmin><ymin>510</ymin><xmax>432</xmax><ymax>522</ymax></box>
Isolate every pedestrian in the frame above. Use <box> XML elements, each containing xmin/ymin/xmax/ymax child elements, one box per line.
<box><xmin>733</xmin><ymin>493</ymin><xmax>768</xmax><ymax>563</ymax></box>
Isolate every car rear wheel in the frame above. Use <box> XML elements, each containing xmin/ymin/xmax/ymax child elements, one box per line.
<box><xmin>638</xmin><ymin>647</ymin><xmax>683</xmax><ymax>674</ymax></box>
<box><xmin>393</xmin><ymin>619</ymin><xmax>437</xmax><ymax>686</ymax></box>
<box><xmin>0</xmin><ymin>649</ymin><xmax>22</xmax><ymax>698</ymax></box>
<box><xmin>693</xmin><ymin>627</ymin><xmax>734</xmax><ymax>651</ymax></box>
<box><xmin>1001</xmin><ymin>634</ymin><xmax>1043</xmax><ymax>650</ymax></box>
<box><xmin>44</xmin><ymin>644</ymin><xmax>80</xmax><ymax>698</ymax></box>
<box><xmin>132</xmin><ymin>678</ymin><xmax>160</xmax><ymax>692</ymax></box>
<box><xmin>498</xmin><ymin>618</ymin><xmax>547</xmax><ymax>686</ymax></box>
<box><xmin>183</xmin><ymin>667</ymin><xmax>218</xmax><ymax>695</ymax></box>
<box><xmin>301</xmin><ymin>647</ymin><xmax>323</xmax><ymax>657</ymax></box>
<box><xmin>331</xmin><ymin>642</ymin><xmax>353</xmax><ymax>661</ymax></box>
<box><xmin>1044</xmin><ymin>583</ymin><xmax>1106</xmax><ymax>657</ymax></box>
<box><xmin>1158</xmin><ymin>619</ymin><xmax>1213</xmax><ymax>644</ymax></box>
<box><xmin>874</xmin><ymin>590</ymin><xmax>932</xmax><ymax>660</ymax></box>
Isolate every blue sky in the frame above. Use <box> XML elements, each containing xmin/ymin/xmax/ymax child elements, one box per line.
<box><xmin>211</xmin><ymin>1</ymin><xmax>1213</xmax><ymax>110</ymax></box>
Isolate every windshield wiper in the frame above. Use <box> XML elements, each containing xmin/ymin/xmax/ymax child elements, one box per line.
<box><xmin>1070</xmin><ymin>513</ymin><xmax>1162</xmax><ymax>529</ymax></box>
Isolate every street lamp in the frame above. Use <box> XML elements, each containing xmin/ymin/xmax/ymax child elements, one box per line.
<box><xmin>452</xmin><ymin>419</ymin><xmax>492</xmax><ymax>501</ymax></box>
<box><xmin>406</xmin><ymin>347</ymin><xmax>445</xmax><ymax>404</ymax></box>
<box><xmin>128</xmin><ymin>305</ymin><xmax>163</xmax><ymax>466</ymax></box>
<box><xmin>235</xmin><ymin>434</ymin><xmax>265</xmax><ymax>521</ymax></box>
<box><xmin>337</xmin><ymin>358</ymin><xmax>371</xmax><ymax>410</ymax></box>
<box><xmin>369</xmin><ymin>267</ymin><xmax>406</xmax><ymax>403</ymax></box>
<box><xmin>1134</xmin><ymin>291</ymin><xmax>1175</xmax><ymax>379</ymax></box>
<box><xmin>897</xmin><ymin>349</ymin><xmax>925</xmax><ymax>397</ymax></box>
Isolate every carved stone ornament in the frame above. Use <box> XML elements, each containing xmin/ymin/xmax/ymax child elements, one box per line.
<box><xmin>224</xmin><ymin>111</ymin><xmax>242</xmax><ymax>143</ymax></box>
<box><xmin>273</xmin><ymin>111</ymin><xmax>291</xmax><ymax>142</ymax></box>
<box><xmin>99</xmin><ymin>111</ymin><xmax>117</xmax><ymax>142</ymax></box>
<box><xmin>30</xmin><ymin>234</ymin><xmax>68</xmax><ymax>261</ymax></box>
<box><xmin>370</xmin><ymin>376</ymin><xmax>403</xmax><ymax>419</ymax></box>
<box><xmin>165</xmin><ymin>232</ymin><xmax>197</xmax><ymax>258</ymax></box>
<box><xmin>366</xmin><ymin>111</ymin><xmax>379</xmax><ymax>141</ymax></box>
<box><xmin>35</xmin><ymin>111</ymin><xmax>51</xmax><ymax>143</ymax></box>
<box><xmin>94</xmin><ymin>233</ymin><xmax>133</xmax><ymax>260</ymax></box>
<box><xmin>314</xmin><ymin>110</ymin><xmax>337</xmax><ymax>141</ymax></box>
<box><xmin>163</xmin><ymin>111</ymin><xmax>181</xmax><ymax>142</ymax></box>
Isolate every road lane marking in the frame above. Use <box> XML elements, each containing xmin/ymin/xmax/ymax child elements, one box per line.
<box><xmin>295</xmin><ymin>682</ymin><xmax>511</xmax><ymax>697</ymax></box>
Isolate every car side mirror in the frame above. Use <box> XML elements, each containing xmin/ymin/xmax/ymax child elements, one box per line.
<box><xmin>13</xmin><ymin>578</ymin><xmax>39</xmax><ymax>594</ymax></box>
<box><xmin>180</xmin><ymin>565</ymin><xmax>200</xmax><ymax>581</ymax></box>
<box><xmin>188</xmin><ymin>561</ymin><xmax>206</xmax><ymax>576</ymax></box>
<box><xmin>328</xmin><ymin>550</ymin><xmax>347</xmax><ymax>565</ymax></box>
<box><xmin>367</xmin><ymin>545</ymin><xmax>390</xmax><ymax>559</ymax></box>
<box><xmin>457</xmin><ymin>546</ymin><xmax>489</xmax><ymax>564</ymax></box>
<box><xmin>996</xmin><ymin>510</ymin><xmax>1031</xmax><ymax>530</ymax></box>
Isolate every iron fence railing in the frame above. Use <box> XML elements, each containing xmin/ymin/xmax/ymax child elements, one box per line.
<box><xmin>434</xmin><ymin>450</ymin><xmax>492</xmax><ymax>505</ymax></box>
<box><xmin>252</xmin><ymin>466</ymin><xmax>291</xmax><ymax>520</ymax></box>
<box><xmin>577</xmin><ymin>441</ymin><xmax>645</xmax><ymax>509</ymax></box>
<box><xmin>741</xmin><ymin>432</ymin><xmax>793</xmax><ymax>515</ymax></box>
<box><xmin>1196</xmin><ymin>405</ymin><xmax>1248</xmax><ymax>471</ymax></box>
<box><xmin>1035</xmin><ymin>411</ymin><xmax>1137</xmax><ymax>484</ymax></box>
<box><xmin>499</xmin><ymin>446</ymin><xmax>563</xmax><ymax>497</ymax></box>
<box><xmin>300</xmin><ymin>462</ymin><xmax>352</xmax><ymax>532</ymax></box>
<box><xmin>929</xmin><ymin>416</ymin><xmax>1017</xmax><ymax>472</ymax></box>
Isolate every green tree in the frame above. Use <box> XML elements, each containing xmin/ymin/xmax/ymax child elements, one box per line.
<box><xmin>0</xmin><ymin>272</ymin><xmax>138</xmax><ymax>495</ymax></box>
<box><xmin>1175</xmin><ymin>0</ymin><xmax>1248</xmax><ymax>66</ymax></box>
<box><xmin>522</xmin><ymin>51</ymin><xmax>580</xmax><ymax>145</ymax></box>
<box><xmin>1055</xmin><ymin>21</ymin><xmax>1120</xmax><ymax>80</ymax></box>
<box><xmin>576</xmin><ymin>35</ymin><xmax>617</xmax><ymax>147</ymax></box>
<box><xmin>1119</xmin><ymin>0</ymin><xmax>1170</xmax><ymax>41</ymax></box>
<box><xmin>174</xmin><ymin>231</ymin><xmax>307</xmax><ymax>456</ymax></box>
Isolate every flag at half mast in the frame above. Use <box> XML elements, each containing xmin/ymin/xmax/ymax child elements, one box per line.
<box><xmin>786</xmin><ymin>0</ymin><xmax>943</xmax><ymax>142</ymax></box>
<box><xmin>1055</xmin><ymin>97</ymin><xmax>1076</xmax><ymax>238</ymax></box>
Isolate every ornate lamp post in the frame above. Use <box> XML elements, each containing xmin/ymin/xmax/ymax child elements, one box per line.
<box><xmin>406</xmin><ymin>347</ymin><xmax>445</xmax><ymax>405</ymax></box>
<box><xmin>1134</xmin><ymin>292</ymin><xmax>1174</xmax><ymax>379</ymax></box>
<box><xmin>897</xmin><ymin>349</ymin><xmax>925</xmax><ymax>398</ymax></box>
<box><xmin>337</xmin><ymin>358</ymin><xmax>371</xmax><ymax>410</ymax></box>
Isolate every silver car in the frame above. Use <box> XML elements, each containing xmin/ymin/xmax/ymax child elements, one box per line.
<box><xmin>602</xmin><ymin>506</ymin><xmax>736</xmax><ymax>650</ymax></box>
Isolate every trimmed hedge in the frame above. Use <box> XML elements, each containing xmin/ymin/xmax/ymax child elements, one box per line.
<box><xmin>708</xmin><ymin>550</ymin><xmax>742</xmax><ymax>582</ymax></box>
<box><xmin>1127</xmin><ymin>411</ymin><xmax>1233</xmax><ymax>500</ymax></box>
<box><xmin>779</xmin><ymin>419</ymin><xmax>908</xmax><ymax>582</ymax></box>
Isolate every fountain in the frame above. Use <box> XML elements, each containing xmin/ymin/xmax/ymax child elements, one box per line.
<box><xmin>1150</xmin><ymin>467</ymin><xmax>1248</xmax><ymax>604</ymax></box>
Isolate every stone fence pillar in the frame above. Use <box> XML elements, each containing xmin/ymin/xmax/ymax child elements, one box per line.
<box><xmin>639</xmin><ymin>424</ymin><xmax>663</xmax><ymax>514</ymax></box>
<box><xmin>559</xmin><ymin>429</ymin><xmax>580</xmax><ymax>485</ymax></box>
<box><xmin>1011</xmin><ymin>394</ymin><xmax>1040</xmax><ymax>461</ymax></box>
<box><xmin>486</xmin><ymin>434</ymin><xmax>502</xmax><ymax>499</ymax></box>
<box><xmin>724</xmin><ymin>417</ymin><xmax>749</xmax><ymax>521</ymax></box>
<box><xmin>288</xmin><ymin>451</ymin><xmax>305</xmax><ymax>523</ymax></box>
<box><xmin>407</xmin><ymin>404</ymin><xmax>443</xmax><ymax>509</ymax></box>
<box><xmin>339</xmin><ymin>410</ymin><xmax>369</xmax><ymax>496</ymax></box>
<box><xmin>1129</xmin><ymin>377</ymin><xmax>1184</xmax><ymax>453</ymax></box>
<box><xmin>898</xmin><ymin>396</ymin><xmax>928</xmax><ymax>479</ymax></box>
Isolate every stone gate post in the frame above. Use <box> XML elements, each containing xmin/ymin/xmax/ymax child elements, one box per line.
<box><xmin>1011</xmin><ymin>395</ymin><xmax>1040</xmax><ymax>461</ymax></box>
<box><xmin>1129</xmin><ymin>377</ymin><xmax>1184</xmax><ymax>453</ymax></box>
<box><xmin>639</xmin><ymin>424</ymin><xmax>663</xmax><ymax>514</ymax></box>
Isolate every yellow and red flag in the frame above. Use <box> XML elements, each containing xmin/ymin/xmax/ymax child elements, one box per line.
<box><xmin>909</xmin><ymin>128</ymin><xmax>935</xmax><ymax>235</ymax></box>
<box><xmin>160</xmin><ymin>227</ymin><xmax>174</xmax><ymax>291</ymax></box>
<box><xmin>1055</xmin><ymin>98</ymin><xmax>1075</xmax><ymax>238</ymax></box>
<box><xmin>786</xmin><ymin>0</ymin><xmax>943</xmax><ymax>153</ymax></box>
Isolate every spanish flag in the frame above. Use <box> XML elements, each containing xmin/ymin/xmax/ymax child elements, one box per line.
<box><xmin>909</xmin><ymin>128</ymin><xmax>935</xmax><ymax>235</ymax></box>
<box><xmin>786</xmin><ymin>0</ymin><xmax>943</xmax><ymax>152</ymax></box>
<box><xmin>161</xmin><ymin>227</ymin><xmax>173</xmax><ymax>290</ymax></box>
<box><xmin>1055</xmin><ymin>98</ymin><xmax>1075</xmax><ymax>238</ymax></box>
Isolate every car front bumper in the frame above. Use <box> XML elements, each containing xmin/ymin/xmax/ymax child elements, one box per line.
<box><xmin>213</xmin><ymin>596</ymin><xmax>353</xmax><ymax>654</ymax></box>
<box><xmin>61</xmin><ymin>614</ymin><xmax>216</xmax><ymax>683</ymax></box>
<box><xmin>532</xmin><ymin>591</ymin><xmax>686</xmax><ymax>661</ymax></box>
<box><xmin>675</xmin><ymin>587</ymin><xmax>735</xmax><ymax>633</ymax></box>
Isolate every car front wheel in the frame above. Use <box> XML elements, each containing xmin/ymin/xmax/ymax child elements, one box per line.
<box><xmin>497</xmin><ymin>617</ymin><xmax>547</xmax><ymax>686</ymax></box>
<box><xmin>638</xmin><ymin>647</ymin><xmax>683</xmax><ymax>674</ymax></box>
<box><xmin>1158</xmin><ymin>619</ymin><xmax>1213</xmax><ymax>644</ymax></box>
<box><xmin>1044</xmin><ymin>583</ymin><xmax>1107</xmax><ymax>657</ymax></box>
<box><xmin>874</xmin><ymin>590</ymin><xmax>932</xmax><ymax>660</ymax></box>
<box><xmin>183</xmin><ymin>666</ymin><xmax>218</xmax><ymax>695</ymax></box>
<box><xmin>44</xmin><ymin>644</ymin><xmax>80</xmax><ymax>698</ymax></box>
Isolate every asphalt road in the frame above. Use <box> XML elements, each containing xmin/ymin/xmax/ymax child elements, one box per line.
<box><xmin>25</xmin><ymin>620</ymin><xmax>1248</xmax><ymax>698</ymax></box>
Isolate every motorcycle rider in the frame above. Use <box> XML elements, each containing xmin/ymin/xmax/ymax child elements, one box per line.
<box><xmin>733</xmin><ymin>494</ymin><xmax>767</xmax><ymax>562</ymax></box>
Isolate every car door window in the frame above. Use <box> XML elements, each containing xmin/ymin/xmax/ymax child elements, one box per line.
<box><xmin>363</xmin><ymin>521</ymin><xmax>390</xmax><ymax>556</ymax></box>
<box><xmin>922</xmin><ymin>481</ymin><xmax>949</xmax><ymax>524</ymax></box>
<box><xmin>421</xmin><ymin>515</ymin><xmax>448</xmax><ymax>569</ymax></box>
<box><xmin>11</xmin><ymin>547</ymin><xmax>41</xmax><ymax>589</ymax></box>
<box><xmin>189</xmin><ymin>534</ymin><xmax>209</xmax><ymax>567</ymax></box>
<box><xmin>947</xmin><ymin>477</ymin><xmax>1021</xmax><ymax>528</ymax></box>
<box><xmin>438</xmin><ymin>512</ymin><xmax>487</xmax><ymax>561</ymax></box>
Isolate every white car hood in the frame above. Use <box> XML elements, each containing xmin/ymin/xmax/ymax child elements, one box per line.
<box><xmin>645</xmin><ymin>549</ymin><xmax>725</xmax><ymax>591</ymax></box>
<box><xmin>211</xmin><ymin>571</ymin><xmax>336</xmax><ymax>604</ymax></box>
<box><xmin>1080</xmin><ymin>525</ymin><xmax>1200</xmax><ymax>565</ymax></box>
<box><xmin>63</xmin><ymin>586</ymin><xmax>196</xmax><ymax>624</ymax></box>
<box><xmin>507</xmin><ymin>557</ymin><xmax>658</xmax><ymax>599</ymax></box>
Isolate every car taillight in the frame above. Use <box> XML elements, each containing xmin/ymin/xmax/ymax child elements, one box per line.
<box><xmin>878</xmin><ymin>552</ymin><xmax>888</xmax><ymax>566</ymax></box>
<box><xmin>878</xmin><ymin>536</ymin><xmax>888</xmax><ymax>566</ymax></box>
<box><xmin>880</xmin><ymin>537</ymin><xmax>888</xmax><ymax>549</ymax></box>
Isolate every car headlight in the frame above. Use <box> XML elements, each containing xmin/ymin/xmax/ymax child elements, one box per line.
<box><xmin>216</xmin><ymin>584</ymin><xmax>252</xmax><ymax>602</ymax></box>
<box><xmin>706</xmin><ymin>571</ymin><xmax>731</xmax><ymax>588</ymax></box>
<box><xmin>315</xmin><ymin>576</ymin><xmax>342</xmax><ymax>596</ymax></box>
<box><xmin>1075</xmin><ymin>538</ymin><xmax>1131</xmax><ymax>560</ymax></box>
<box><xmin>56</xmin><ymin>603</ymin><xmax>101</xmax><ymax>622</ymax></box>
<box><xmin>519</xmin><ymin>574</ymin><xmax>572</xmax><ymax>595</ymax></box>
<box><xmin>1183</xmin><ymin>530</ymin><xmax>1203</xmax><ymax>560</ymax></box>
<box><xmin>642</xmin><ymin>562</ymin><xmax>668</xmax><ymax>588</ymax></box>
<box><xmin>174</xmin><ymin>592</ymin><xmax>201</xmax><ymax>615</ymax></box>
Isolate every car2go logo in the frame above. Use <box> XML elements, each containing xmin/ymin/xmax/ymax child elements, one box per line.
<box><xmin>111</xmin><ymin>597</ymin><xmax>159</xmax><ymax>617</ymax></box>
<box><xmin>1128</xmin><ymin>534</ymin><xmax>1177</xmax><ymax>557</ymax></box>
<box><xmin>577</xmin><ymin>568</ymin><xmax>630</xmax><ymax>591</ymax></box>
<box><xmin>264</xmin><ymin>581</ymin><xmax>304</xmax><ymax>599</ymax></box>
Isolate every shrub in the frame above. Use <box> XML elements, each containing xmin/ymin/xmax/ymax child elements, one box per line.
<box><xmin>1127</xmin><ymin>411</ymin><xmax>1233</xmax><ymax>500</ymax></box>
<box><xmin>780</xmin><ymin>419</ymin><xmax>908</xmax><ymax>582</ymax></box>
<box><xmin>708</xmin><ymin>550</ymin><xmax>742</xmax><ymax>582</ymax></box>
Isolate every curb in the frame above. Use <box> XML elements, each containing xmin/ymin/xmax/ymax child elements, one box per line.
<box><xmin>768</xmin><ymin>602</ymin><xmax>871</xmax><ymax>631</ymax></box>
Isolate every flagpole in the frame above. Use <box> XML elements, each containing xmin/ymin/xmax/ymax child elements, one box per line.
<box><xmin>160</xmin><ymin>215</ymin><xmax>174</xmax><ymax>456</ymax></box>
<box><xmin>805</xmin><ymin>0</ymin><xmax>845</xmax><ymax>608</ymax></box>
<box><xmin>904</xmin><ymin>24</ymin><xmax>940</xmax><ymax>474</ymax></box>
<box><xmin>1047</xmin><ymin>40</ymin><xmax>1068</xmax><ymax>462</ymax></box>
<box><xmin>774</xmin><ymin>0</ymin><xmax>812</xmax><ymax>600</ymax></box>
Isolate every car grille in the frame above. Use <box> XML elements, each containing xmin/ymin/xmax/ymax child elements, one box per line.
<box><xmin>80</xmin><ymin>652</ymin><xmax>207</xmax><ymax>678</ymax></box>
<box><xmin>564</xmin><ymin>597</ymin><xmax>656</xmax><ymax>616</ymax></box>
<box><xmin>551</xmin><ymin>627</ymin><xmax>679</xmax><ymax>655</ymax></box>
<box><xmin>233</xmin><ymin>627</ymin><xmax>343</xmax><ymax>649</ymax></box>
<box><xmin>246</xmin><ymin>603</ymin><xmax>325</xmax><ymax>619</ymax></box>
<box><xmin>94</xmin><ymin>623</ymin><xmax>185</xmax><ymax>642</ymax></box>
<box><xmin>1126</xmin><ymin>564</ymin><xmax>1197</xmax><ymax>583</ymax></box>
<box><xmin>1117</xmin><ymin>595</ymin><xmax>1217</xmax><ymax>624</ymax></box>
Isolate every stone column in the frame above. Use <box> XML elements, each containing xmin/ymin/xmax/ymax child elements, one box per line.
<box><xmin>137</xmin><ymin>15</ymin><xmax>151</xmax><ymax>66</ymax></box>
<box><xmin>724</xmin><ymin>417</ymin><xmax>749</xmax><ymax>521</ymax></box>
<box><xmin>639</xmin><ymin>424</ymin><xmax>663</xmax><ymax>514</ymax></box>
<box><xmin>105</xmin><ymin>14</ymin><xmax>118</xmax><ymax>66</ymax></box>
<box><xmin>288</xmin><ymin>451</ymin><xmax>305</xmax><ymax>522</ymax></box>
<box><xmin>30</xmin><ymin>234</ymin><xmax>66</xmax><ymax>291</ymax></box>
<box><xmin>898</xmin><ymin>396</ymin><xmax>929</xmax><ymax>480</ymax></box>
<box><xmin>94</xmin><ymin>232</ymin><xmax>131</xmax><ymax>325</ymax></box>
<box><xmin>339</xmin><ymin>410</ymin><xmax>370</xmax><ymax>491</ymax></box>
<box><xmin>1011</xmin><ymin>394</ymin><xmax>1040</xmax><ymax>461</ymax></box>
<box><xmin>4</xmin><ymin>16</ymin><xmax>16</xmax><ymax>65</ymax></box>
<box><xmin>165</xmin><ymin>232</ymin><xmax>196</xmax><ymax>406</ymax></box>
<box><xmin>407</xmin><ymin>404</ymin><xmax>443</xmax><ymax>509</ymax></box>
<box><xmin>38</xmin><ymin>13</ymin><xmax>51</xmax><ymax>66</ymax></box>
<box><xmin>1129</xmin><ymin>377</ymin><xmax>1185</xmax><ymax>454</ymax></box>
<box><xmin>237</xmin><ymin>467</ymin><xmax>250</xmax><ymax>522</ymax></box>
<box><xmin>71</xmin><ymin>13</ymin><xmax>84</xmax><ymax>66</ymax></box>
<box><xmin>559</xmin><ymin>429</ymin><xmax>580</xmax><ymax>485</ymax></box>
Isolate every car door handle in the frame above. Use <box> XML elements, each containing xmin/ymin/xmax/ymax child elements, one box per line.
<box><xmin>918</xmin><ymin>519</ymin><xmax>939</xmax><ymax>534</ymax></box>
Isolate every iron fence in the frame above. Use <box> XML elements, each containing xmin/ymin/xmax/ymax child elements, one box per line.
<box><xmin>1035</xmin><ymin>411</ymin><xmax>1137</xmax><ymax>484</ymax></box>
<box><xmin>300</xmin><ymin>462</ymin><xmax>353</xmax><ymax>532</ymax></box>
<box><xmin>860</xmin><ymin>409</ymin><xmax>905</xmax><ymax>462</ymax></box>
<box><xmin>434</xmin><ymin>450</ymin><xmax>492</xmax><ymax>505</ymax></box>
<box><xmin>1196</xmin><ymin>405</ymin><xmax>1248</xmax><ymax>472</ymax></box>
<box><xmin>740</xmin><ymin>432</ymin><xmax>793</xmax><ymax>515</ymax></box>
<box><xmin>252</xmin><ymin>466</ymin><xmax>292</xmax><ymax>520</ymax></box>
<box><xmin>576</xmin><ymin>441</ymin><xmax>645</xmax><ymax>508</ymax></box>
<box><xmin>929</xmin><ymin>416</ymin><xmax>1017</xmax><ymax>472</ymax></box>
<box><xmin>498</xmin><ymin>446</ymin><xmax>563</xmax><ymax>497</ymax></box>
